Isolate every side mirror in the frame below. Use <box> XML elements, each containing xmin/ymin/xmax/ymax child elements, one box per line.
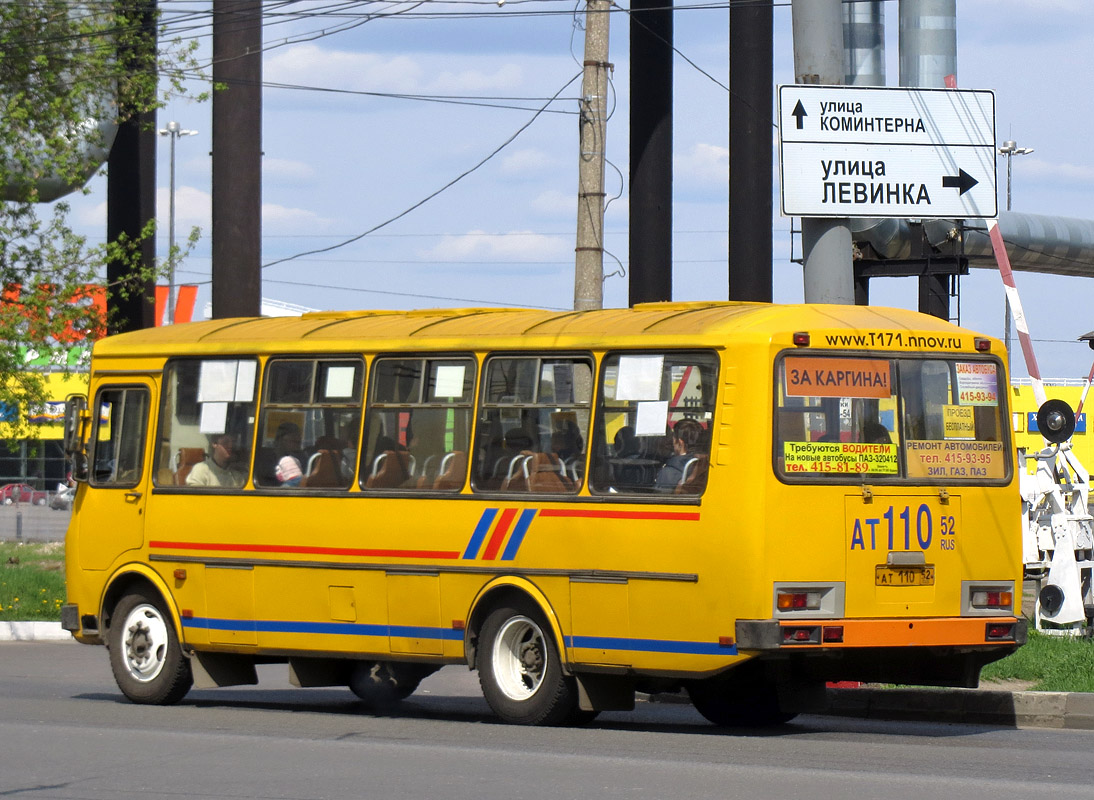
<box><xmin>64</xmin><ymin>395</ymin><xmax>89</xmax><ymax>482</ymax></box>
<box><xmin>1036</xmin><ymin>398</ymin><xmax>1076</xmax><ymax>445</ymax></box>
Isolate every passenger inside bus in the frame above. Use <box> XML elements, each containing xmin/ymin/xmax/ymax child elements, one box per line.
<box><xmin>186</xmin><ymin>433</ymin><xmax>245</xmax><ymax>488</ymax></box>
<box><xmin>655</xmin><ymin>419</ymin><xmax>707</xmax><ymax>493</ymax></box>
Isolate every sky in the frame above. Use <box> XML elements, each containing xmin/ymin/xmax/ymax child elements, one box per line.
<box><xmin>64</xmin><ymin>0</ymin><xmax>1094</xmax><ymax>379</ymax></box>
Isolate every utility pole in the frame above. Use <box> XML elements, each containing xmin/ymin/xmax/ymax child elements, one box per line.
<box><xmin>574</xmin><ymin>0</ymin><xmax>611</xmax><ymax>311</ymax></box>
<box><xmin>791</xmin><ymin>0</ymin><xmax>854</xmax><ymax>305</ymax></box>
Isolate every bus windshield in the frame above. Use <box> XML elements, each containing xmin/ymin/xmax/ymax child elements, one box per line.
<box><xmin>775</xmin><ymin>354</ymin><xmax>1009</xmax><ymax>482</ymax></box>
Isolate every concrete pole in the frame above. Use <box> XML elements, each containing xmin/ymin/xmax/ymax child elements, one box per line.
<box><xmin>574</xmin><ymin>0</ymin><xmax>611</xmax><ymax>311</ymax></box>
<box><xmin>791</xmin><ymin>0</ymin><xmax>854</xmax><ymax>305</ymax></box>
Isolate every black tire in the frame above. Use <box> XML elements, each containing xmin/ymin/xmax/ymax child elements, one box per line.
<box><xmin>686</xmin><ymin>664</ymin><xmax>797</xmax><ymax>727</ymax></box>
<box><xmin>476</xmin><ymin>599</ymin><xmax>581</xmax><ymax>726</ymax></box>
<box><xmin>107</xmin><ymin>590</ymin><xmax>192</xmax><ymax>705</ymax></box>
<box><xmin>349</xmin><ymin>661</ymin><xmax>431</xmax><ymax>709</ymax></box>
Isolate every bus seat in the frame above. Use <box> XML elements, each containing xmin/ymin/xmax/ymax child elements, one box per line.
<box><xmin>501</xmin><ymin>453</ymin><xmax>532</xmax><ymax>492</ymax></box>
<box><xmin>527</xmin><ymin>452</ymin><xmax>574</xmax><ymax>493</ymax></box>
<box><xmin>302</xmin><ymin>450</ymin><xmax>343</xmax><ymax>488</ymax></box>
<box><xmin>675</xmin><ymin>454</ymin><xmax>708</xmax><ymax>495</ymax></box>
<box><xmin>432</xmin><ymin>451</ymin><xmax>466</xmax><ymax>491</ymax></box>
<box><xmin>175</xmin><ymin>448</ymin><xmax>207</xmax><ymax>485</ymax></box>
<box><xmin>365</xmin><ymin>450</ymin><xmax>412</xmax><ymax>489</ymax></box>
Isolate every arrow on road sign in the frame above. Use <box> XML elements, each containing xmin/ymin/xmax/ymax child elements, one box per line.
<box><xmin>791</xmin><ymin>100</ymin><xmax>807</xmax><ymax>130</ymax></box>
<box><xmin>942</xmin><ymin>168</ymin><xmax>978</xmax><ymax>196</ymax></box>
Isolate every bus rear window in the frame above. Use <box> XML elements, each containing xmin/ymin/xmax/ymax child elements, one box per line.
<box><xmin>775</xmin><ymin>355</ymin><xmax>1009</xmax><ymax>482</ymax></box>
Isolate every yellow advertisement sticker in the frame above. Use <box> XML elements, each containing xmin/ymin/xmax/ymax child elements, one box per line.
<box><xmin>905</xmin><ymin>439</ymin><xmax>1006</xmax><ymax>479</ymax></box>
<box><xmin>943</xmin><ymin>405</ymin><xmax>975</xmax><ymax>439</ymax></box>
<box><xmin>784</xmin><ymin>357</ymin><xmax>892</xmax><ymax>399</ymax></box>
<box><xmin>783</xmin><ymin>441</ymin><xmax>898</xmax><ymax>475</ymax></box>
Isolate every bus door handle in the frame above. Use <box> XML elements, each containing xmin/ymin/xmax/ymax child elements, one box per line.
<box><xmin>124</xmin><ymin>491</ymin><xmax>143</xmax><ymax>502</ymax></box>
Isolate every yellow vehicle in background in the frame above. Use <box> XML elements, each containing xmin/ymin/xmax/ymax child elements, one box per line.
<box><xmin>61</xmin><ymin>302</ymin><xmax>1026</xmax><ymax>726</ymax></box>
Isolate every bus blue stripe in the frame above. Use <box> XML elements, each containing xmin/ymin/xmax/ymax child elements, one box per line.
<box><xmin>565</xmin><ymin>635</ymin><xmax>737</xmax><ymax>656</ymax></box>
<box><xmin>463</xmin><ymin>508</ymin><xmax>498</xmax><ymax>559</ymax></box>
<box><xmin>182</xmin><ymin>617</ymin><xmax>464</xmax><ymax>640</ymax></box>
<box><xmin>500</xmin><ymin>509</ymin><xmax>536</xmax><ymax>561</ymax></box>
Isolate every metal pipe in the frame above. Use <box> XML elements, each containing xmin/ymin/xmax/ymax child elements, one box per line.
<box><xmin>843</xmin><ymin>1</ymin><xmax>885</xmax><ymax>86</ymax></box>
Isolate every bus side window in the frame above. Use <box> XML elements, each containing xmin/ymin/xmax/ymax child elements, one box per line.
<box><xmin>153</xmin><ymin>359</ymin><xmax>258</xmax><ymax>489</ymax></box>
<box><xmin>471</xmin><ymin>356</ymin><xmax>591</xmax><ymax>494</ymax></box>
<box><xmin>91</xmin><ymin>387</ymin><xmax>150</xmax><ymax>488</ymax></box>
<box><xmin>589</xmin><ymin>351</ymin><xmax>718</xmax><ymax>497</ymax></box>
<box><xmin>255</xmin><ymin>358</ymin><xmax>364</xmax><ymax>490</ymax></box>
<box><xmin>361</xmin><ymin>357</ymin><xmax>475</xmax><ymax>492</ymax></box>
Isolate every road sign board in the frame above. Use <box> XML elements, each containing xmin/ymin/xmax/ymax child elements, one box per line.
<box><xmin>777</xmin><ymin>85</ymin><xmax>997</xmax><ymax>219</ymax></box>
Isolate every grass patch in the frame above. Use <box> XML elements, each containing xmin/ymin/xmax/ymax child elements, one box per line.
<box><xmin>980</xmin><ymin>630</ymin><xmax>1094</xmax><ymax>692</ymax></box>
<box><xmin>0</xmin><ymin>541</ymin><xmax>65</xmax><ymax>621</ymax></box>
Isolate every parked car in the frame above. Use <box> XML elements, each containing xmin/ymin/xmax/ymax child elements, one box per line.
<box><xmin>50</xmin><ymin>483</ymin><xmax>75</xmax><ymax>511</ymax></box>
<box><xmin>0</xmin><ymin>483</ymin><xmax>48</xmax><ymax>506</ymax></box>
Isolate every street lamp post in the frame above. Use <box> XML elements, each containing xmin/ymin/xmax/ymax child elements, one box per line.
<box><xmin>157</xmin><ymin>121</ymin><xmax>197</xmax><ymax>325</ymax></box>
<box><xmin>998</xmin><ymin>139</ymin><xmax>1033</xmax><ymax>381</ymax></box>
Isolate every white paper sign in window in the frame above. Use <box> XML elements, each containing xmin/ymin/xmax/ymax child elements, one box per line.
<box><xmin>199</xmin><ymin>401</ymin><xmax>229</xmax><ymax>434</ymax></box>
<box><xmin>616</xmin><ymin>355</ymin><xmax>664</xmax><ymax>401</ymax></box>
<box><xmin>198</xmin><ymin>361</ymin><xmax>238</xmax><ymax>403</ymax></box>
<box><xmin>635</xmin><ymin>400</ymin><xmax>669</xmax><ymax>436</ymax></box>
<box><xmin>433</xmin><ymin>364</ymin><xmax>466</xmax><ymax>398</ymax></box>
<box><xmin>324</xmin><ymin>365</ymin><xmax>356</xmax><ymax>399</ymax></box>
<box><xmin>234</xmin><ymin>360</ymin><xmax>257</xmax><ymax>402</ymax></box>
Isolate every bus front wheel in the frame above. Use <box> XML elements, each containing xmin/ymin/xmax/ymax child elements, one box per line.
<box><xmin>476</xmin><ymin>600</ymin><xmax>580</xmax><ymax>726</ymax></box>
<box><xmin>108</xmin><ymin>590</ymin><xmax>192</xmax><ymax>705</ymax></box>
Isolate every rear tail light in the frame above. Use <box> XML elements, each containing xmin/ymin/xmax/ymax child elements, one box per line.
<box><xmin>777</xmin><ymin>591</ymin><xmax>822</xmax><ymax>611</ymax></box>
<box><xmin>822</xmin><ymin>625</ymin><xmax>844</xmax><ymax>643</ymax></box>
<box><xmin>985</xmin><ymin>622</ymin><xmax>1016</xmax><ymax>641</ymax></box>
<box><xmin>782</xmin><ymin>626</ymin><xmax>821</xmax><ymax>644</ymax></box>
<box><xmin>971</xmin><ymin>590</ymin><xmax>1013</xmax><ymax>609</ymax></box>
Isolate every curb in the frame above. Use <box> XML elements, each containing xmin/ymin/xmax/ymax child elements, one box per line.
<box><xmin>825</xmin><ymin>686</ymin><xmax>1094</xmax><ymax>730</ymax></box>
<box><xmin>647</xmin><ymin>687</ymin><xmax>1094</xmax><ymax>730</ymax></box>
<box><xmin>0</xmin><ymin>621</ymin><xmax>73</xmax><ymax>642</ymax></box>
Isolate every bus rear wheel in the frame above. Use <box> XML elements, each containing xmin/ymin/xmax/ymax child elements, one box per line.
<box><xmin>108</xmin><ymin>590</ymin><xmax>192</xmax><ymax>705</ymax></box>
<box><xmin>686</xmin><ymin>665</ymin><xmax>797</xmax><ymax>727</ymax></box>
<box><xmin>477</xmin><ymin>600</ymin><xmax>581</xmax><ymax>726</ymax></box>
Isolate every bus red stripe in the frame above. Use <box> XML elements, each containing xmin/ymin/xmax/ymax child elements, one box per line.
<box><xmin>537</xmin><ymin>509</ymin><xmax>700</xmax><ymax>521</ymax></box>
<box><xmin>148</xmin><ymin>541</ymin><xmax>461</xmax><ymax>560</ymax></box>
<box><xmin>481</xmin><ymin>508</ymin><xmax>518</xmax><ymax>560</ymax></box>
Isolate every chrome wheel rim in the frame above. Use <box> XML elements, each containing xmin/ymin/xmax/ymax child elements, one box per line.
<box><xmin>491</xmin><ymin>615</ymin><xmax>546</xmax><ymax>701</ymax></box>
<box><xmin>120</xmin><ymin>603</ymin><xmax>170</xmax><ymax>683</ymax></box>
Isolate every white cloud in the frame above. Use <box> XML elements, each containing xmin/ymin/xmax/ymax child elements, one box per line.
<box><xmin>264</xmin><ymin>158</ymin><xmax>317</xmax><ymax>183</ymax></box>
<box><xmin>265</xmin><ymin>44</ymin><xmax>524</xmax><ymax>96</ymax></box>
<box><xmin>532</xmin><ymin>189</ymin><xmax>573</xmax><ymax>215</ymax></box>
<box><xmin>262</xmin><ymin>202</ymin><xmax>332</xmax><ymax>232</ymax></box>
<box><xmin>501</xmin><ymin>148</ymin><xmax>556</xmax><ymax>177</ymax></box>
<box><xmin>419</xmin><ymin>230</ymin><xmax>569</xmax><ymax>262</ymax></box>
<box><xmin>675</xmin><ymin>143</ymin><xmax>729</xmax><ymax>185</ymax></box>
<box><xmin>1024</xmin><ymin>158</ymin><xmax>1094</xmax><ymax>186</ymax></box>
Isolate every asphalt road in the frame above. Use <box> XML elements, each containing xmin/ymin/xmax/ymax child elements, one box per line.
<box><xmin>3</xmin><ymin>641</ymin><xmax>1094</xmax><ymax>800</ymax></box>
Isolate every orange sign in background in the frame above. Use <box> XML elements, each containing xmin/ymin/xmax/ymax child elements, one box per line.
<box><xmin>784</xmin><ymin>356</ymin><xmax>892</xmax><ymax>399</ymax></box>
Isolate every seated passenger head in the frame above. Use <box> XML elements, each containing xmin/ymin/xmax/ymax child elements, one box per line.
<box><xmin>672</xmin><ymin>418</ymin><xmax>705</xmax><ymax>453</ymax></box>
<box><xmin>614</xmin><ymin>425</ymin><xmax>638</xmax><ymax>455</ymax></box>
<box><xmin>275</xmin><ymin>422</ymin><xmax>302</xmax><ymax>452</ymax></box>
<box><xmin>863</xmin><ymin>422</ymin><xmax>891</xmax><ymax>444</ymax></box>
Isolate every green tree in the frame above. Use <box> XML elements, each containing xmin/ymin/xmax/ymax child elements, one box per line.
<box><xmin>0</xmin><ymin>1</ymin><xmax>201</xmax><ymax>437</ymax></box>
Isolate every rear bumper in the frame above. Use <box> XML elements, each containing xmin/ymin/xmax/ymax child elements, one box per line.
<box><xmin>737</xmin><ymin>616</ymin><xmax>1027</xmax><ymax>650</ymax></box>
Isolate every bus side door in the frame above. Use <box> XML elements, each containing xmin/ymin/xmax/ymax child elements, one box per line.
<box><xmin>78</xmin><ymin>382</ymin><xmax>154</xmax><ymax>571</ymax></box>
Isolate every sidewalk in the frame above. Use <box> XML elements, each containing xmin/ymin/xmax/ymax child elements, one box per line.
<box><xmin>0</xmin><ymin>620</ymin><xmax>73</xmax><ymax>642</ymax></box>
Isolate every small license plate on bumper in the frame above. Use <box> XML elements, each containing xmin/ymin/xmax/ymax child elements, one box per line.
<box><xmin>875</xmin><ymin>565</ymin><xmax>935</xmax><ymax>586</ymax></box>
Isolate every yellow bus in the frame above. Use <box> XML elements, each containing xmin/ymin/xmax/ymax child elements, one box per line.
<box><xmin>61</xmin><ymin>301</ymin><xmax>1029</xmax><ymax>726</ymax></box>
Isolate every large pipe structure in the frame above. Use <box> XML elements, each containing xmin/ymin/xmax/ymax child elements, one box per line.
<box><xmin>843</xmin><ymin>1</ymin><xmax>885</xmax><ymax>86</ymax></box>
